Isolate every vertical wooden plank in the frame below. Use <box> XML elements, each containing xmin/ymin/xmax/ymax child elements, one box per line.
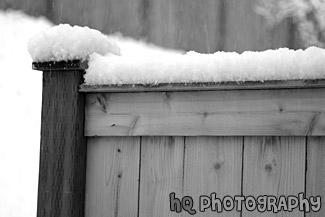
<box><xmin>148</xmin><ymin>0</ymin><xmax>221</xmax><ymax>52</ymax></box>
<box><xmin>242</xmin><ymin>137</ymin><xmax>305</xmax><ymax>217</ymax></box>
<box><xmin>147</xmin><ymin>0</ymin><xmax>178</xmax><ymax>49</ymax></box>
<box><xmin>51</xmin><ymin>0</ymin><xmax>86</xmax><ymax>25</ymax></box>
<box><xmin>35</xmin><ymin>66</ymin><xmax>87</xmax><ymax>217</ymax></box>
<box><xmin>0</xmin><ymin>0</ymin><xmax>47</xmax><ymax>17</ymax></box>
<box><xmin>100</xmin><ymin>0</ymin><xmax>144</xmax><ymax>37</ymax></box>
<box><xmin>54</xmin><ymin>0</ymin><xmax>143</xmax><ymax>38</ymax></box>
<box><xmin>306</xmin><ymin>137</ymin><xmax>325</xmax><ymax>217</ymax></box>
<box><xmin>139</xmin><ymin>136</ymin><xmax>185</xmax><ymax>217</ymax></box>
<box><xmin>85</xmin><ymin>137</ymin><xmax>140</xmax><ymax>217</ymax></box>
<box><xmin>224</xmin><ymin>0</ymin><xmax>291</xmax><ymax>52</ymax></box>
<box><xmin>174</xmin><ymin>0</ymin><xmax>221</xmax><ymax>53</ymax></box>
<box><xmin>183</xmin><ymin>137</ymin><xmax>243</xmax><ymax>217</ymax></box>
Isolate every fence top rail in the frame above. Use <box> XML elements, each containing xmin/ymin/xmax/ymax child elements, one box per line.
<box><xmin>79</xmin><ymin>79</ymin><xmax>325</xmax><ymax>93</ymax></box>
<box><xmin>32</xmin><ymin>60</ymin><xmax>325</xmax><ymax>93</ymax></box>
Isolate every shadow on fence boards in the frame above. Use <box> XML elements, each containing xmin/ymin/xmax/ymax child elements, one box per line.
<box><xmin>1</xmin><ymin>0</ymin><xmax>299</xmax><ymax>52</ymax></box>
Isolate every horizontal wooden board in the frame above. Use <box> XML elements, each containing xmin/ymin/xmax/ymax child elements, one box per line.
<box><xmin>85</xmin><ymin>88</ymin><xmax>325</xmax><ymax>136</ymax></box>
<box><xmin>80</xmin><ymin>79</ymin><xmax>325</xmax><ymax>93</ymax></box>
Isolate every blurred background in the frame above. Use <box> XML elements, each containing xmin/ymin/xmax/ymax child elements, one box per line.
<box><xmin>0</xmin><ymin>1</ymin><xmax>324</xmax><ymax>217</ymax></box>
<box><xmin>1</xmin><ymin>0</ymin><xmax>324</xmax><ymax>53</ymax></box>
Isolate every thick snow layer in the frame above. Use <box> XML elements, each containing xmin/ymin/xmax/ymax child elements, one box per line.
<box><xmin>27</xmin><ymin>23</ymin><xmax>325</xmax><ymax>85</ymax></box>
<box><xmin>28</xmin><ymin>24</ymin><xmax>120</xmax><ymax>62</ymax></box>
<box><xmin>85</xmin><ymin>47</ymin><xmax>325</xmax><ymax>85</ymax></box>
<box><xmin>0</xmin><ymin>9</ymin><xmax>52</xmax><ymax>217</ymax></box>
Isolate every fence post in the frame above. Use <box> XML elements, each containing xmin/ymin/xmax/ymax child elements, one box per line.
<box><xmin>33</xmin><ymin>60</ymin><xmax>88</xmax><ymax>217</ymax></box>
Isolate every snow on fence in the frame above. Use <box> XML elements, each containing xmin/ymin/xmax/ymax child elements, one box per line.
<box><xmin>33</xmin><ymin>60</ymin><xmax>325</xmax><ymax>217</ymax></box>
<box><xmin>31</xmin><ymin>25</ymin><xmax>325</xmax><ymax>217</ymax></box>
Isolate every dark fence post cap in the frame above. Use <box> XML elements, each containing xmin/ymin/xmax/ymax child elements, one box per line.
<box><xmin>32</xmin><ymin>60</ymin><xmax>88</xmax><ymax>71</ymax></box>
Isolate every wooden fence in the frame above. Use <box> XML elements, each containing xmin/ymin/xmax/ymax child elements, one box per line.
<box><xmin>33</xmin><ymin>61</ymin><xmax>324</xmax><ymax>217</ymax></box>
<box><xmin>2</xmin><ymin>0</ymin><xmax>299</xmax><ymax>52</ymax></box>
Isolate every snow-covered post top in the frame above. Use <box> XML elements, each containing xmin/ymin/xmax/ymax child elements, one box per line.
<box><xmin>29</xmin><ymin>24</ymin><xmax>120</xmax><ymax>217</ymax></box>
<box><xmin>28</xmin><ymin>24</ymin><xmax>120</xmax><ymax>63</ymax></box>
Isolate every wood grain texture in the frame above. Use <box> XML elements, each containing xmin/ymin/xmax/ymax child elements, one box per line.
<box><xmin>147</xmin><ymin>0</ymin><xmax>221</xmax><ymax>52</ymax></box>
<box><xmin>33</xmin><ymin>60</ymin><xmax>88</xmax><ymax>71</ymax></box>
<box><xmin>85</xmin><ymin>137</ymin><xmax>140</xmax><ymax>217</ymax></box>
<box><xmin>183</xmin><ymin>137</ymin><xmax>243</xmax><ymax>216</ymax></box>
<box><xmin>139</xmin><ymin>137</ymin><xmax>185</xmax><ymax>217</ymax></box>
<box><xmin>13</xmin><ymin>0</ymin><xmax>299</xmax><ymax>52</ymax></box>
<box><xmin>79</xmin><ymin>79</ymin><xmax>325</xmax><ymax>93</ymax></box>
<box><xmin>0</xmin><ymin>0</ymin><xmax>47</xmax><ymax>17</ymax></box>
<box><xmin>242</xmin><ymin>137</ymin><xmax>305</xmax><ymax>217</ymax></box>
<box><xmin>37</xmin><ymin>70</ymin><xmax>87</xmax><ymax>217</ymax></box>
<box><xmin>174</xmin><ymin>0</ymin><xmax>221</xmax><ymax>53</ymax></box>
<box><xmin>306</xmin><ymin>137</ymin><xmax>325</xmax><ymax>217</ymax></box>
<box><xmin>53</xmin><ymin>0</ymin><xmax>143</xmax><ymax>37</ymax></box>
<box><xmin>85</xmin><ymin>88</ymin><xmax>325</xmax><ymax>136</ymax></box>
<box><xmin>224</xmin><ymin>0</ymin><xmax>291</xmax><ymax>52</ymax></box>
<box><xmin>147</xmin><ymin>0</ymin><xmax>178</xmax><ymax>49</ymax></box>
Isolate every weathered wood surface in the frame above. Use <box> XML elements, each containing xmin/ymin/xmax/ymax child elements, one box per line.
<box><xmin>223</xmin><ymin>0</ymin><xmax>292</xmax><ymax>52</ymax></box>
<box><xmin>37</xmin><ymin>69</ymin><xmax>87</xmax><ymax>217</ymax></box>
<box><xmin>146</xmin><ymin>0</ymin><xmax>178</xmax><ymax>49</ymax></box>
<box><xmin>80</xmin><ymin>79</ymin><xmax>325</xmax><ymax>93</ymax></box>
<box><xmin>85</xmin><ymin>137</ymin><xmax>140</xmax><ymax>217</ymax></box>
<box><xmin>85</xmin><ymin>136</ymin><xmax>322</xmax><ymax>216</ymax></box>
<box><xmin>306</xmin><ymin>137</ymin><xmax>325</xmax><ymax>217</ymax></box>
<box><xmin>0</xmin><ymin>0</ymin><xmax>48</xmax><ymax>17</ymax></box>
<box><xmin>53</xmin><ymin>0</ymin><xmax>144</xmax><ymax>38</ymax></box>
<box><xmin>139</xmin><ymin>137</ymin><xmax>184</xmax><ymax>217</ymax></box>
<box><xmin>33</xmin><ymin>60</ymin><xmax>88</xmax><ymax>71</ymax></box>
<box><xmin>183</xmin><ymin>137</ymin><xmax>243</xmax><ymax>216</ymax></box>
<box><xmin>16</xmin><ymin>0</ymin><xmax>297</xmax><ymax>52</ymax></box>
<box><xmin>85</xmin><ymin>88</ymin><xmax>325</xmax><ymax>136</ymax></box>
<box><xmin>242</xmin><ymin>137</ymin><xmax>306</xmax><ymax>217</ymax></box>
<box><xmin>147</xmin><ymin>0</ymin><xmax>221</xmax><ymax>52</ymax></box>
